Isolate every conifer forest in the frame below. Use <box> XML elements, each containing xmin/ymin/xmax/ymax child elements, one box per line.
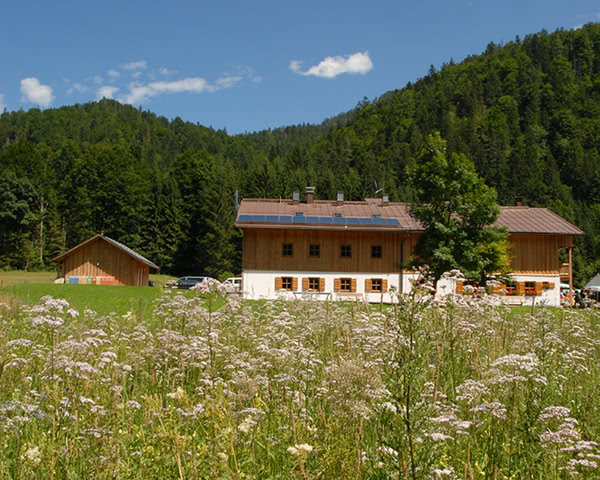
<box><xmin>1</xmin><ymin>24</ymin><xmax>600</xmax><ymax>285</ymax></box>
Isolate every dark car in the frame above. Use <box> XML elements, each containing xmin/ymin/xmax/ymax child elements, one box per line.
<box><xmin>174</xmin><ymin>276</ymin><xmax>213</xmax><ymax>289</ymax></box>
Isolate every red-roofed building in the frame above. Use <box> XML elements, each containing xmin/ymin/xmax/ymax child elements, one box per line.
<box><xmin>235</xmin><ymin>189</ymin><xmax>583</xmax><ymax>306</ymax></box>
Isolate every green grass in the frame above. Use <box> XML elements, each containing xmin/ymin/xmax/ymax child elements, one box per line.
<box><xmin>0</xmin><ymin>271</ymin><xmax>179</xmax><ymax>317</ymax></box>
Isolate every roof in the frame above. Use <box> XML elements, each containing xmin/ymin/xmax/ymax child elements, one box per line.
<box><xmin>235</xmin><ymin>198</ymin><xmax>584</xmax><ymax>236</ymax></box>
<box><xmin>586</xmin><ymin>274</ymin><xmax>600</xmax><ymax>288</ymax></box>
<box><xmin>53</xmin><ymin>234</ymin><xmax>160</xmax><ymax>270</ymax></box>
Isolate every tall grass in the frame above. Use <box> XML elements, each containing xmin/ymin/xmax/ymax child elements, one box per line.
<box><xmin>1</xmin><ymin>291</ymin><xmax>599</xmax><ymax>479</ymax></box>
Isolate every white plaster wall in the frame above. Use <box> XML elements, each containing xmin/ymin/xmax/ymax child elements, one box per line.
<box><xmin>509</xmin><ymin>274</ymin><xmax>561</xmax><ymax>307</ymax></box>
<box><xmin>242</xmin><ymin>271</ymin><xmax>561</xmax><ymax>306</ymax></box>
<box><xmin>242</xmin><ymin>270</ymin><xmax>419</xmax><ymax>302</ymax></box>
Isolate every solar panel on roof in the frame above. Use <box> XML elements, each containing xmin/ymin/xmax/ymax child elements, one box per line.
<box><xmin>238</xmin><ymin>215</ymin><xmax>252</xmax><ymax>222</ymax></box>
<box><xmin>266</xmin><ymin>215</ymin><xmax>278</xmax><ymax>223</ymax></box>
<box><xmin>252</xmin><ymin>215</ymin><xmax>266</xmax><ymax>222</ymax></box>
<box><xmin>306</xmin><ymin>216</ymin><xmax>319</xmax><ymax>224</ymax></box>
<box><xmin>293</xmin><ymin>216</ymin><xmax>306</xmax><ymax>224</ymax></box>
<box><xmin>359</xmin><ymin>218</ymin><xmax>373</xmax><ymax>225</ymax></box>
<box><xmin>385</xmin><ymin>218</ymin><xmax>400</xmax><ymax>226</ymax></box>
<box><xmin>319</xmin><ymin>217</ymin><xmax>333</xmax><ymax>224</ymax></box>
<box><xmin>279</xmin><ymin>216</ymin><xmax>292</xmax><ymax>223</ymax></box>
<box><xmin>373</xmin><ymin>217</ymin><xmax>387</xmax><ymax>225</ymax></box>
<box><xmin>333</xmin><ymin>217</ymin><xmax>346</xmax><ymax>225</ymax></box>
<box><xmin>346</xmin><ymin>217</ymin><xmax>360</xmax><ymax>225</ymax></box>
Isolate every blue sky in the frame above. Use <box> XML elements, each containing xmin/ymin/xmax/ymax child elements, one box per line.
<box><xmin>1</xmin><ymin>1</ymin><xmax>599</xmax><ymax>134</ymax></box>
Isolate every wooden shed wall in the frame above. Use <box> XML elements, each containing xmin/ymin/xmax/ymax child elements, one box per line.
<box><xmin>61</xmin><ymin>238</ymin><xmax>150</xmax><ymax>286</ymax></box>
<box><xmin>242</xmin><ymin>229</ymin><xmax>417</xmax><ymax>273</ymax></box>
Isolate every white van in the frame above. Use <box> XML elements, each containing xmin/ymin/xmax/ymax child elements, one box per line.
<box><xmin>223</xmin><ymin>277</ymin><xmax>242</xmax><ymax>293</ymax></box>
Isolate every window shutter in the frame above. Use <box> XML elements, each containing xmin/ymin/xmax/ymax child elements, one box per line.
<box><xmin>365</xmin><ymin>279</ymin><xmax>372</xmax><ymax>293</ymax></box>
<box><xmin>549</xmin><ymin>282</ymin><xmax>555</xmax><ymax>289</ymax></box>
<box><xmin>302</xmin><ymin>278</ymin><xmax>309</xmax><ymax>291</ymax></box>
<box><xmin>517</xmin><ymin>282</ymin><xmax>525</xmax><ymax>295</ymax></box>
<box><xmin>319</xmin><ymin>278</ymin><xmax>326</xmax><ymax>292</ymax></box>
<box><xmin>493</xmin><ymin>283</ymin><xmax>502</xmax><ymax>295</ymax></box>
<box><xmin>292</xmin><ymin>277</ymin><xmax>298</xmax><ymax>291</ymax></box>
<box><xmin>351</xmin><ymin>278</ymin><xmax>357</xmax><ymax>292</ymax></box>
<box><xmin>535</xmin><ymin>282</ymin><xmax>542</xmax><ymax>296</ymax></box>
<box><xmin>382</xmin><ymin>279</ymin><xmax>388</xmax><ymax>293</ymax></box>
<box><xmin>275</xmin><ymin>277</ymin><xmax>282</xmax><ymax>290</ymax></box>
<box><xmin>456</xmin><ymin>281</ymin><xmax>464</xmax><ymax>295</ymax></box>
<box><xmin>334</xmin><ymin>278</ymin><xmax>341</xmax><ymax>292</ymax></box>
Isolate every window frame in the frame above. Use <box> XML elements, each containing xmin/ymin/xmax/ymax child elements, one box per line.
<box><xmin>340</xmin><ymin>245</ymin><xmax>352</xmax><ymax>258</ymax></box>
<box><xmin>371</xmin><ymin>278</ymin><xmax>383</xmax><ymax>292</ymax></box>
<box><xmin>282</xmin><ymin>243</ymin><xmax>293</xmax><ymax>257</ymax></box>
<box><xmin>281</xmin><ymin>277</ymin><xmax>293</xmax><ymax>290</ymax></box>
<box><xmin>309</xmin><ymin>244</ymin><xmax>320</xmax><ymax>257</ymax></box>
<box><xmin>371</xmin><ymin>245</ymin><xmax>382</xmax><ymax>258</ymax></box>
<box><xmin>340</xmin><ymin>278</ymin><xmax>352</xmax><ymax>292</ymax></box>
<box><xmin>308</xmin><ymin>277</ymin><xmax>321</xmax><ymax>291</ymax></box>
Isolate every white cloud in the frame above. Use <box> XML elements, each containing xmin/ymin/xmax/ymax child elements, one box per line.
<box><xmin>123</xmin><ymin>60</ymin><xmax>148</xmax><ymax>71</ymax></box>
<box><xmin>108</xmin><ymin>69</ymin><xmax>120</xmax><ymax>80</ymax></box>
<box><xmin>159</xmin><ymin>67</ymin><xmax>177</xmax><ymax>76</ymax></box>
<box><xmin>0</xmin><ymin>94</ymin><xmax>6</xmax><ymax>112</ymax></box>
<box><xmin>67</xmin><ymin>83</ymin><xmax>89</xmax><ymax>95</ymax></box>
<box><xmin>97</xmin><ymin>86</ymin><xmax>119</xmax><ymax>99</ymax></box>
<box><xmin>290</xmin><ymin>51</ymin><xmax>373</xmax><ymax>78</ymax></box>
<box><xmin>216</xmin><ymin>75</ymin><xmax>242</xmax><ymax>89</ymax></box>
<box><xmin>20</xmin><ymin>77</ymin><xmax>55</xmax><ymax>107</ymax></box>
<box><xmin>121</xmin><ymin>75</ymin><xmax>243</xmax><ymax>104</ymax></box>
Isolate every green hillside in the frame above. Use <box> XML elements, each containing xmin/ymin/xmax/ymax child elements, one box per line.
<box><xmin>1</xmin><ymin>24</ymin><xmax>599</xmax><ymax>284</ymax></box>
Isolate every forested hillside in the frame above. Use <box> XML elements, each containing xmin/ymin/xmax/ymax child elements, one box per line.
<box><xmin>1</xmin><ymin>24</ymin><xmax>599</xmax><ymax>284</ymax></box>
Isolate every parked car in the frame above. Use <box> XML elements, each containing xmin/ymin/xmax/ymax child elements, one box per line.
<box><xmin>174</xmin><ymin>276</ymin><xmax>214</xmax><ymax>289</ymax></box>
<box><xmin>223</xmin><ymin>277</ymin><xmax>242</xmax><ymax>293</ymax></box>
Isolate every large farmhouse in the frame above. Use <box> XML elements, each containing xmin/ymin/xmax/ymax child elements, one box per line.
<box><xmin>53</xmin><ymin>234</ymin><xmax>159</xmax><ymax>286</ymax></box>
<box><xmin>235</xmin><ymin>189</ymin><xmax>583</xmax><ymax>306</ymax></box>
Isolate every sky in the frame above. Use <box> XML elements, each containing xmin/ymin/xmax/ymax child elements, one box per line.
<box><xmin>1</xmin><ymin>1</ymin><xmax>599</xmax><ymax>134</ymax></box>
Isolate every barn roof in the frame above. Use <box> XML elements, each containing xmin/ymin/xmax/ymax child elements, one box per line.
<box><xmin>235</xmin><ymin>198</ymin><xmax>584</xmax><ymax>236</ymax></box>
<box><xmin>53</xmin><ymin>234</ymin><xmax>160</xmax><ymax>270</ymax></box>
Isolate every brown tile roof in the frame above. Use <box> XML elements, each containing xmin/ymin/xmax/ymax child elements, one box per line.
<box><xmin>53</xmin><ymin>234</ymin><xmax>160</xmax><ymax>269</ymax></box>
<box><xmin>236</xmin><ymin>198</ymin><xmax>583</xmax><ymax>236</ymax></box>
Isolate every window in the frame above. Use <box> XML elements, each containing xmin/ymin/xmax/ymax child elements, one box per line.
<box><xmin>340</xmin><ymin>278</ymin><xmax>352</xmax><ymax>292</ymax></box>
<box><xmin>504</xmin><ymin>280</ymin><xmax>517</xmax><ymax>295</ymax></box>
<box><xmin>309</xmin><ymin>244</ymin><xmax>320</xmax><ymax>257</ymax></box>
<box><xmin>371</xmin><ymin>245</ymin><xmax>382</xmax><ymax>258</ymax></box>
<box><xmin>341</xmin><ymin>245</ymin><xmax>352</xmax><ymax>258</ymax></box>
<box><xmin>276</xmin><ymin>277</ymin><xmax>297</xmax><ymax>291</ymax></box>
<box><xmin>308</xmin><ymin>277</ymin><xmax>321</xmax><ymax>291</ymax></box>
<box><xmin>282</xmin><ymin>243</ymin><xmax>293</xmax><ymax>257</ymax></box>
<box><xmin>525</xmin><ymin>281</ymin><xmax>537</xmax><ymax>296</ymax></box>
<box><xmin>366</xmin><ymin>278</ymin><xmax>387</xmax><ymax>293</ymax></box>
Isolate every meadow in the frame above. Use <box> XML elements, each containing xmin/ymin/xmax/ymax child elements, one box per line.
<box><xmin>1</xmin><ymin>287</ymin><xmax>599</xmax><ymax>479</ymax></box>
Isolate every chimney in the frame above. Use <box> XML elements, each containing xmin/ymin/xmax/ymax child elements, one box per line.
<box><xmin>306</xmin><ymin>186</ymin><xmax>315</xmax><ymax>204</ymax></box>
<box><xmin>515</xmin><ymin>196</ymin><xmax>523</xmax><ymax>207</ymax></box>
<box><xmin>292</xmin><ymin>190</ymin><xmax>300</xmax><ymax>205</ymax></box>
<box><xmin>382</xmin><ymin>194</ymin><xmax>389</xmax><ymax>206</ymax></box>
<box><xmin>336</xmin><ymin>191</ymin><xmax>344</xmax><ymax>205</ymax></box>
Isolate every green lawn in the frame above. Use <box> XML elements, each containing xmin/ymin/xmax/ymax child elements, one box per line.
<box><xmin>0</xmin><ymin>271</ymin><xmax>178</xmax><ymax>317</ymax></box>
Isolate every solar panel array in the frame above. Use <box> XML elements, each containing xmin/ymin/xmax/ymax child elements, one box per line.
<box><xmin>237</xmin><ymin>214</ymin><xmax>401</xmax><ymax>226</ymax></box>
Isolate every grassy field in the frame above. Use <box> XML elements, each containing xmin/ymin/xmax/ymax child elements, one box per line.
<box><xmin>1</xmin><ymin>289</ymin><xmax>599</xmax><ymax>479</ymax></box>
<box><xmin>0</xmin><ymin>271</ymin><xmax>178</xmax><ymax>317</ymax></box>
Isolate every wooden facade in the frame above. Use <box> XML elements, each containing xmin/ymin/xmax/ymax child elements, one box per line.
<box><xmin>242</xmin><ymin>229</ymin><xmax>418</xmax><ymax>273</ymax></box>
<box><xmin>509</xmin><ymin>234</ymin><xmax>570</xmax><ymax>274</ymax></box>
<box><xmin>54</xmin><ymin>235</ymin><xmax>158</xmax><ymax>286</ymax></box>
<box><xmin>243</xmin><ymin>229</ymin><xmax>566</xmax><ymax>275</ymax></box>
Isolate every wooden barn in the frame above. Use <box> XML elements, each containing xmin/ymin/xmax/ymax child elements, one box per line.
<box><xmin>53</xmin><ymin>234</ymin><xmax>159</xmax><ymax>286</ymax></box>
<box><xmin>235</xmin><ymin>188</ymin><xmax>584</xmax><ymax>306</ymax></box>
